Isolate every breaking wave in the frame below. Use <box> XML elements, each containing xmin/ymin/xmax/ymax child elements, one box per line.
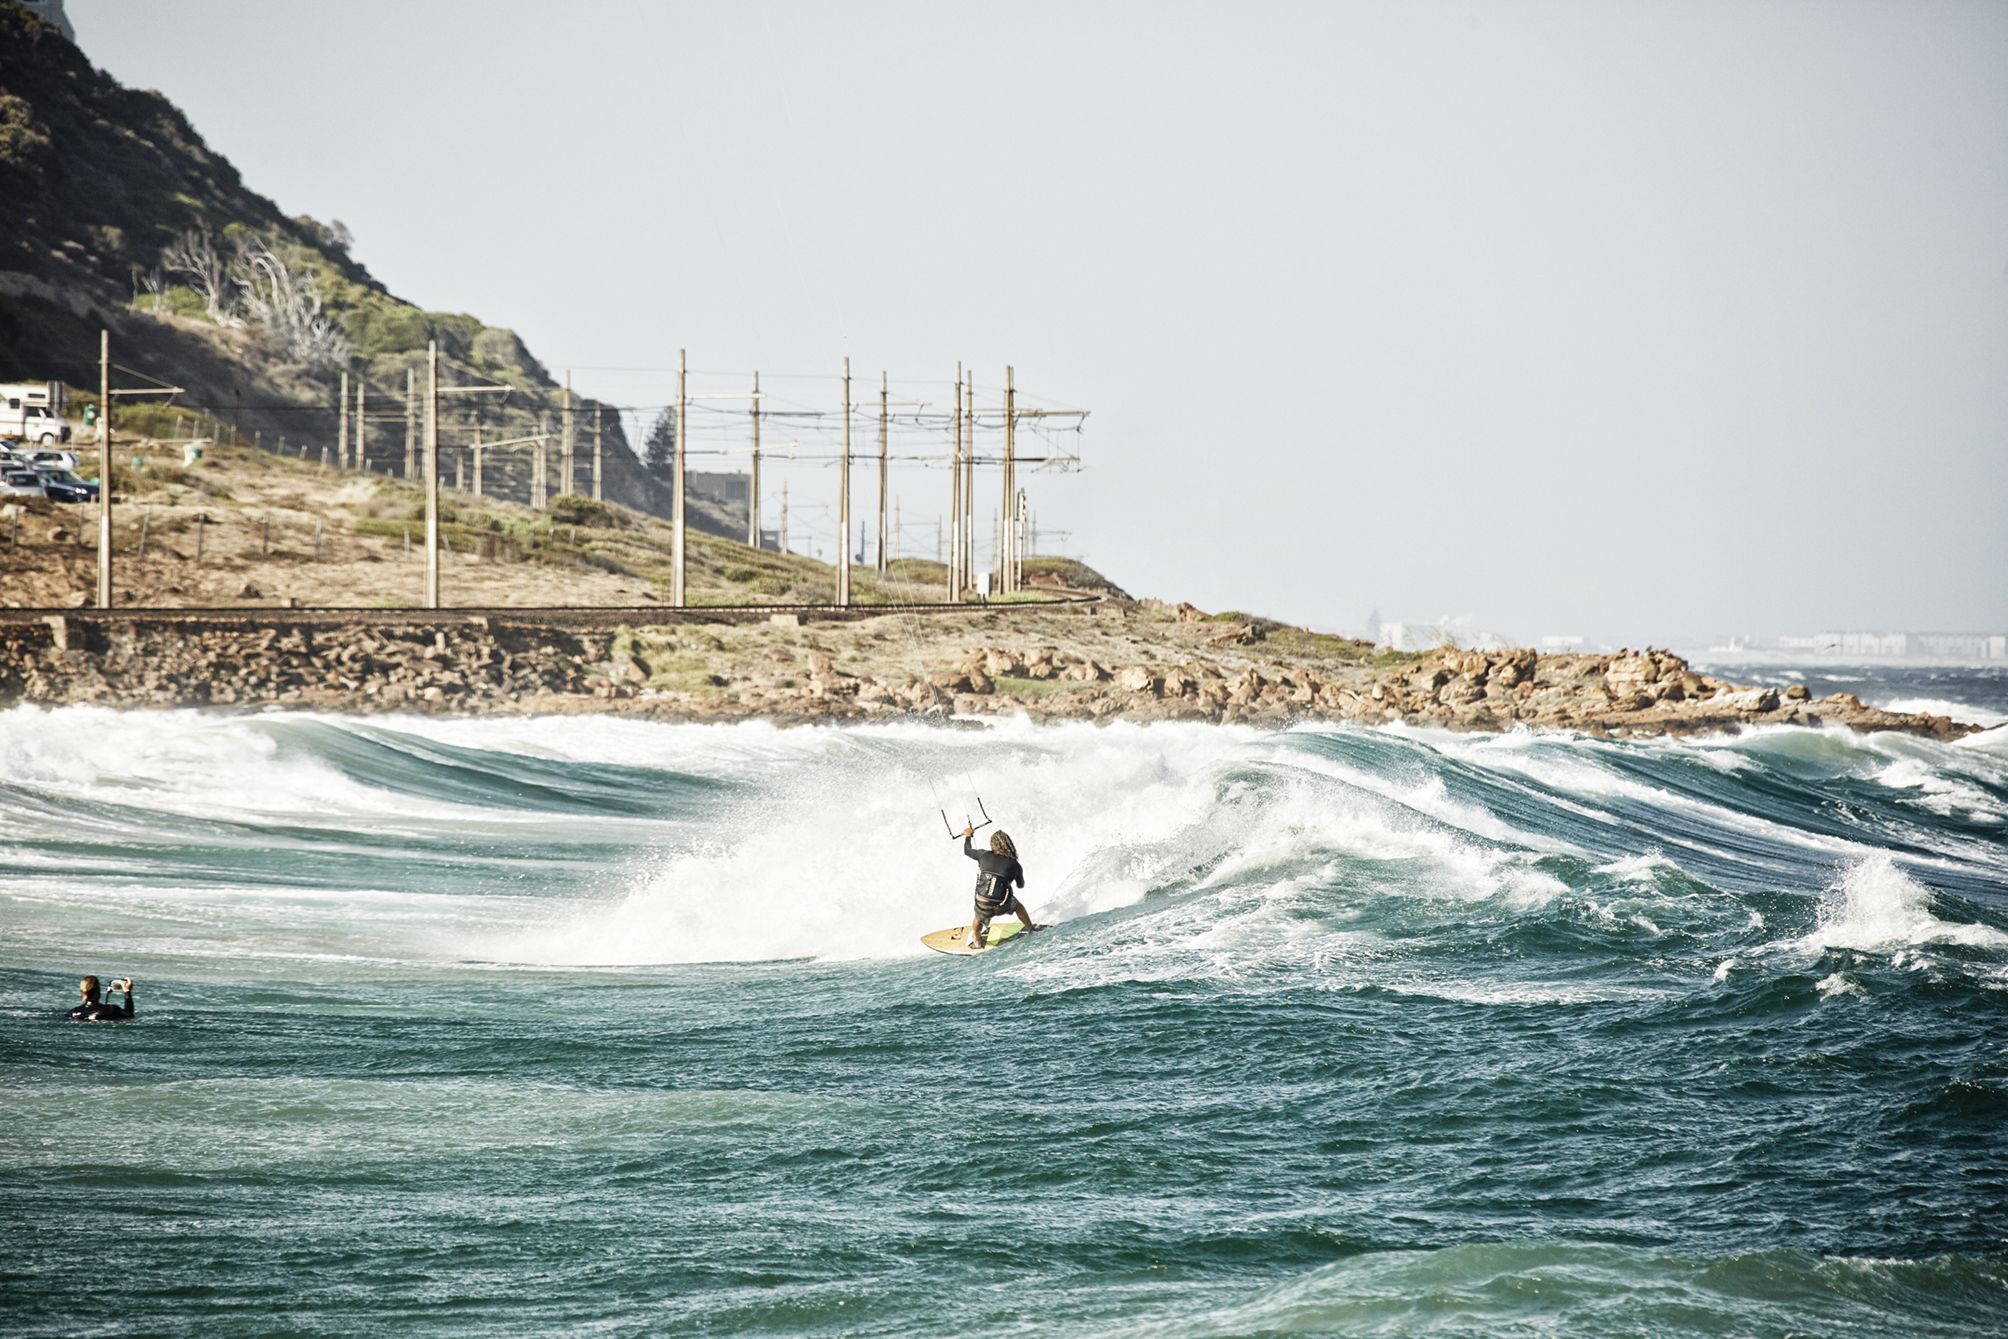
<box><xmin>3</xmin><ymin>704</ymin><xmax>2003</xmax><ymax>985</ymax></box>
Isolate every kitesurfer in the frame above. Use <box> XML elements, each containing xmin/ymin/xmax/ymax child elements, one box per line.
<box><xmin>963</xmin><ymin>827</ymin><xmax>1042</xmax><ymax>949</ymax></box>
<box><xmin>69</xmin><ymin>975</ymin><xmax>135</xmax><ymax>1021</ymax></box>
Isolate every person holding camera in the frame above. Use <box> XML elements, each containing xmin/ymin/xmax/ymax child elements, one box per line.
<box><xmin>69</xmin><ymin>975</ymin><xmax>135</xmax><ymax>1021</ymax></box>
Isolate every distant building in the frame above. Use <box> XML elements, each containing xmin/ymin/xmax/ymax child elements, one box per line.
<box><xmin>16</xmin><ymin>0</ymin><xmax>75</xmax><ymax>43</ymax></box>
<box><xmin>1840</xmin><ymin>631</ymin><xmax>1908</xmax><ymax>657</ymax></box>
<box><xmin>1912</xmin><ymin>632</ymin><xmax>2008</xmax><ymax>661</ymax></box>
<box><xmin>1540</xmin><ymin>635</ymin><xmax>1586</xmax><ymax>652</ymax></box>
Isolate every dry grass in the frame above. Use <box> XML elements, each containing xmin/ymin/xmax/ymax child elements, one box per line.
<box><xmin>0</xmin><ymin>442</ymin><xmax>1071</xmax><ymax>611</ymax></box>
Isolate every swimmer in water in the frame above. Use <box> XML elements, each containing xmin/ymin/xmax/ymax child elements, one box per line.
<box><xmin>69</xmin><ymin>975</ymin><xmax>135</xmax><ymax>1021</ymax></box>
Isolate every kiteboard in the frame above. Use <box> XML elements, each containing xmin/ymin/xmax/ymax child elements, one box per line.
<box><xmin>921</xmin><ymin>921</ymin><xmax>1028</xmax><ymax>956</ymax></box>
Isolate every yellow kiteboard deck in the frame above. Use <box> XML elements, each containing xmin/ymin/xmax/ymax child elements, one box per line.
<box><xmin>920</xmin><ymin>921</ymin><xmax>1028</xmax><ymax>956</ymax></box>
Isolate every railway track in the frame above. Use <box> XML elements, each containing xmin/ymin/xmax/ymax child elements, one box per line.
<box><xmin>0</xmin><ymin>592</ymin><xmax>1107</xmax><ymax>631</ymax></box>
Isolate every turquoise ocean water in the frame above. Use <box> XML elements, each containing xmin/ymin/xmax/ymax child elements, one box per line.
<box><xmin>3</xmin><ymin>668</ymin><xmax>2005</xmax><ymax>1335</ymax></box>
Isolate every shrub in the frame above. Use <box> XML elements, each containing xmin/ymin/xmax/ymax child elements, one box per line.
<box><xmin>344</xmin><ymin>300</ymin><xmax>431</xmax><ymax>359</ymax></box>
<box><xmin>550</xmin><ymin>493</ymin><xmax>622</xmax><ymax>528</ymax></box>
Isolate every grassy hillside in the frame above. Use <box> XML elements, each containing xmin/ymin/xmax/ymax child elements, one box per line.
<box><xmin>0</xmin><ymin>440</ymin><xmax>1124</xmax><ymax>610</ymax></box>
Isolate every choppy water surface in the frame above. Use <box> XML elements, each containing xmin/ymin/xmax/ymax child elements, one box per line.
<box><xmin>3</xmin><ymin>670</ymin><xmax>2005</xmax><ymax>1335</ymax></box>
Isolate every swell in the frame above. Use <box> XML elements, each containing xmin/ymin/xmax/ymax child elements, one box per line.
<box><xmin>2</xmin><ymin>706</ymin><xmax>2003</xmax><ymax>981</ymax></box>
<box><xmin>1133</xmin><ymin>1243</ymin><xmax>2008</xmax><ymax>1339</ymax></box>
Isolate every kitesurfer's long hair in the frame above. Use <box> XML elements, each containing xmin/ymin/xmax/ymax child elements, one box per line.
<box><xmin>989</xmin><ymin>831</ymin><xmax>1017</xmax><ymax>859</ymax></box>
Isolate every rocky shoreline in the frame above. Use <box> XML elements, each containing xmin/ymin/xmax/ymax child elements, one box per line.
<box><xmin>0</xmin><ymin>604</ymin><xmax>1976</xmax><ymax>741</ymax></box>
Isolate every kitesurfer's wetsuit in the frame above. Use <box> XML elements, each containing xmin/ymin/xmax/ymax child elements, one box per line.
<box><xmin>69</xmin><ymin>985</ymin><xmax>134</xmax><ymax>1021</ymax></box>
<box><xmin>964</xmin><ymin>835</ymin><xmax>1025</xmax><ymax>919</ymax></box>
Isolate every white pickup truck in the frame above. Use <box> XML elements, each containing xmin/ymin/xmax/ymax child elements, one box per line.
<box><xmin>0</xmin><ymin>381</ymin><xmax>74</xmax><ymax>445</ymax></box>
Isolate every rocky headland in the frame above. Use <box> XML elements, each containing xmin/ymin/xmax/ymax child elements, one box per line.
<box><xmin>0</xmin><ymin>603</ymin><xmax>1975</xmax><ymax>741</ymax></box>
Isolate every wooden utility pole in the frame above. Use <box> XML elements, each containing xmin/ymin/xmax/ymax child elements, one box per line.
<box><xmin>837</xmin><ymin>357</ymin><xmax>851</xmax><ymax>606</ymax></box>
<box><xmin>1001</xmin><ymin>365</ymin><xmax>1016</xmax><ymax>593</ymax></box>
<box><xmin>963</xmin><ymin>372</ymin><xmax>976</xmax><ymax>594</ymax></box>
<box><xmin>96</xmin><ymin>329</ymin><xmax>112</xmax><ymax>609</ymax></box>
<box><xmin>337</xmin><ymin>370</ymin><xmax>350</xmax><ymax>470</ymax></box>
<box><xmin>472</xmin><ymin>417</ymin><xmax>484</xmax><ymax>497</ymax></box>
<box><xmin>876</xmin><ymin>371</ymin><xmax>889</xmax><ymax>572</ymax></box>
<box><xmin>780</xmin><ymin>479</ymin><xmax>789</xmax><ymax>556</ymax></box>
<box><xmin>533</xmin><ymin>412</ymin><xmax>549</xmax><ymax>509</ymax></box>
<box><xmin>747</xmin><ymin>371</ymin><xmax>761</xmax><ymax>548</ymax></box>
<box><xmin>948</xmin><ymin>361</ymin><xmax>962</xmax><ymax>601</ymax></box>
<box><xmin>592</xmin><ymin>403</ymin><xmax>603</xmax><ymax>502</ymax></box>
<box><xmin>424</xmin><ymin>340</ymin><xmax>441</xmax><ymax>608</ymax></box>
<box><xmin>404</xmin><ymin>368</ymin><xmax>417</xmax><ymax>478</ymax></box>
<box><xmin>672</xmin><ymin>348</ymin><xmax>687</xmax><ymax>606</ymax></box>
<box><xmin>355</xmin><ymin>380</ymin><xmax>366</xmax><ymax>474</ymax></box>
<box><xmin>561</xmin><ymin>370</ymin><xmax>575</xmax><ymax>496</ymax></box>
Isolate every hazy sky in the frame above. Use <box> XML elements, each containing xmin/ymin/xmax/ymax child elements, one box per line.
<box><xmin>70</xmin><ymin>0</ymin><xmax>2008</xmax><ymax>641</ymax></box>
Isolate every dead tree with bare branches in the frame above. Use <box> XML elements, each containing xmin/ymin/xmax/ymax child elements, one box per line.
<box><xmin>160</xmin><ymin>228</ymin><xmax>241</xmax><ymax>326</ymax></box>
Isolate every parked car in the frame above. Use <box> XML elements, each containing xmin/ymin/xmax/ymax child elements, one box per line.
<box><xmin>33</xmin><ymin>468</ymin><xmax>97</xmax><ymax>503</ymax></box>
<box><xmin>2</xmin><ymin>468</ymin><xmax>48</xmax><ymax>498</ymax></box>
<box><xmin>24</xmin><ymin>448</ymin><xmax>78</xmax><ymax>471</ymax></box>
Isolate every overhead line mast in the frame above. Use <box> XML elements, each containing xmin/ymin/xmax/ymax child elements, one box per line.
<box><xmin>837</xmin><ymin>358</ymin><xmax>852</xmax><ymax>607</ymax></box>
<box><xmin>949</xmin><ymin>361</ymin><xmax>962</xmax><ymax>600</ymax></box>
<box><xmin>877</xmin><ymin>371</ymin><xmax>889</xmax><ymax>573</ymax></box>
<box><xmin>748</xmin><ymin>371</ymin><xmax>761</xmax><ymax>549</ymax></box>
<box><xmin>673</xmin><ymin>348</ymin><xmax>688</xmax><ymax>607</ymax></box>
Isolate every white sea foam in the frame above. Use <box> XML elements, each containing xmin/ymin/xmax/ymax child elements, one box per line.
<box><xmin>1000</xmin><ymin>866</ymin><xmax>1390</xmax><ymax>992</ymax></box>
<box><xmin>1872</xmin><ymin>757</ymin><xmax>2004</xmax><ymax>822</ymax></box>
<box><xmin>514</xmin><ymin>717</ymin><xmax>1608</xmax><ymax>967</ymax></box>
<box><xmin>517</xmin><ymin>721</ymin><xmax>1278</xmax><ymax>965</ymax></box>
<box><xmin>1800</xmin><ymin>854</ymin><xmax>2008</xmax><ymax>955</ymax></box>
<box><xmin>368</xmin><ymin>709</ymin><xmax>813</xmax><ymax>770</ymax></box>
<box><xmin>1875</xmin><ymin>697</ymin><xmax>2008</xmax><ymax>728</ymax></box>
<box><xmin>1383</xmin><ymin>977</ymin><xmax>1664</xmax><ymax>1006</ymax></box>
<box><xmin>0</xmin><ymin>704</ymin><xmax>510</xmax><ymax>828</ymax></box>
<box><xmin>1593</xmin><ymin>853</ymin><xmax>1678</xmax><ymax>882</ymax></box>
